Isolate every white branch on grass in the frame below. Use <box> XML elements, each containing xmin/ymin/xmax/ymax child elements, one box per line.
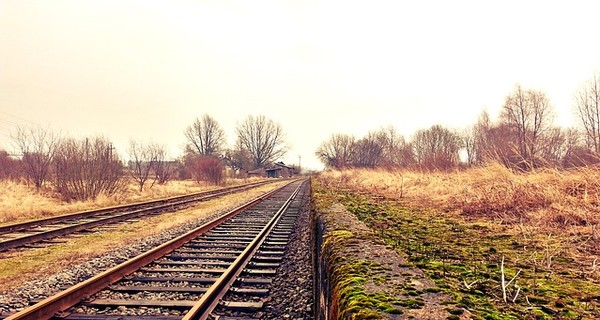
<box><xmin>501</xmin><ymin>255</ymin><xmax>522</xmax><ymax>304</ymax></box>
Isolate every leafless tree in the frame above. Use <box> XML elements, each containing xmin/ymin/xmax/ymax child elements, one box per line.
<box><xmin>574</xmin><ymin>73</ymin><xmax>600</xmax><ymax>153</ymax></box>
<box><xmin>411</xmin><ymin>124</ymin><xmax>461</xmax><ymax>170</ymax></box>
<box><xmin>500</xmin><ymin>84</ymin><xmax>555</xmax><ymax>169</ymax></box>
<box><xmin>315</xmin><ymin>133</ymin><xmax>356</xmax><ymax>169</ymax></box>
<box><xmin>462</xmin><ymin>127</ymin><xmax>477</xmax><ymax>167</ymax></box>
<box><xmin>470</xmin><ymin>110</ymin><xmax>495</xmax><ymax>165</ymax></box>
<box><xmin>128</xmin><ymin>141</ymin><xmax>157</xmax><ymax>191</ymax></box>
<box><xmin>54</xmin><ymin>136</ymin><xmax>124</xmax><ymax>200</ymax></box>
<box><xmin>184</xmin><ymin>114</ymin><xmax>226</xmax><ymax>156</ymax></box>
<box><xmin>11</xmin><ymin>125</ymin><xmax>61</xmax><ymax>190</ymax></box>
<box><xmin>223</xmin><ymin>148</ymin><xmax>253</xmax><ymax>177</ymax></box>
<box><xmin>0</xmin><ymin>149</ymin><xmax>23</xmax><ymax>180</ymax></box>
<box><xmin>235</xmin><ymin>115</ymin><xmax>287</xmax><ymax>169</ymax></box>
<box><xmin>150</xmin><ymin>144</ymin><xmax>174</xmax><ymax>185</ymax></box>
<box><xmin>353</xmin><ymin>132</ymin><xmax>384</xmax><ymax>168</ymax></box>
<box><xmin>537</xmin><ymin>127</ymin><xmax>568</xmax><ymax>167</ymax></box>
<box><xmin>371</xmin><ymin>126</ymin><xmax>413</xmax><ymax>168</ymax></box>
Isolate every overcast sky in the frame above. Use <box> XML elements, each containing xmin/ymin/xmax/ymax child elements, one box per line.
<box><xmin>1</xmin><ymin>1</ymin><xmax>600</xmax><ymax>170</ymax></box>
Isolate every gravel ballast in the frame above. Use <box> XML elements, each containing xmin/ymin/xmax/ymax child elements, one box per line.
<box><xmin>0</xmin><ymin>182</ymin><xmax>315</xmax><ymax>319</ymax></box>
<box><xmin>255</xmin><ymin>186</ymin><xmax>314</xmax><ymax>320</ymax></box>
<box><xmin>0</xmin><ymin>202</ymin><xmax>250</xmax><ymax>315</ymax></box>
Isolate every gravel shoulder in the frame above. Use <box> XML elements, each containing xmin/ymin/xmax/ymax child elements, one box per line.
<box><xmin>260</xmin><ymin>185</ymin><xmax>314</xmax><ymax>319</ymax></box>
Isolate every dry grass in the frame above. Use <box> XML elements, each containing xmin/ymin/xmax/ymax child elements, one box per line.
<box><xmin>320</xmin><ymin>164</ymin><xmax>600</xmax><ymax>224</ymax></box>
<box><xmin>0</xmin><ymin>177</ymin><xmax>266</xmax><ymax>225</ymax></box>
<box><xmin>316</xmin><ymin>166</ymin><xmax>600</xmax><ymax>318</ymax></box>
<box><xmin>0</xmin><ymin>180</ymin><xmax>288</xmax><ymax>293</ymax></box>
<box><xmin>319</xmin><ymin>164</ymin><xmax>600</xmax><ymax>256</ymax></box>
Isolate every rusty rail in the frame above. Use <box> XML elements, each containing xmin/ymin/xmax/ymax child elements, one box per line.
<box><xmin>0</xmin><ymin>180</ymin><xmax>276</xmax><ymax>251</ymax></box>
<box><xmin>184</xmin><ymin>181</ymin><xmax>302</xmax><ymax>319</ymax></box>
<box><xmin>3</xmin><ymin>181</ymin><xmax>300</xmax><ymax>320</ymax></box>
<box><xmin>0</xmin><ymin>180</ymin><xmax>271</xmax><ymax>234</ymax></box>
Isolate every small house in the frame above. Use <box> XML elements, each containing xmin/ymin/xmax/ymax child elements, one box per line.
<box><xmin>247</xmin><ymin>162</ymin><xmax>295</xmax><ymax>178</ymax></box>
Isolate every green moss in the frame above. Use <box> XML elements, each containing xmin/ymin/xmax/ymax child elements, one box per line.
<box><xmin>398</xmin><ymin>298</ymin><xmax>425</xmax><ymax>308</ymax></box>
<box><xmin>314</xmin><ymin>181</ymin><xmax>405</xmax><ymax>319</ymax></box>
<box><xmin>313</xmin><ymin>178</ymin><xmax>600</xmax><ymax>320</ymax></box>
<box><xmin>447</xmin><ymin>308</ymin><xmax>464</xmax><ymax>315</ymax></box>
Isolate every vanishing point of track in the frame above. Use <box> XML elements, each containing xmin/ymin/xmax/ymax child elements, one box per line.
<box><xmin>0</xmin><ymin>180</ymin><xmax>274</xmax><ymax>252</ymax></box>
<box><xmin>4</xmin><ymin>179</ymin><xmax>309</xmax><ymax>320</ymax></box>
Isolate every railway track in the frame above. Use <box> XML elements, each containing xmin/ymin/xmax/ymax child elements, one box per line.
<box><xmin>0</xmin><ymin>180</ymin><xmax>275</xmax><ymax>252</ymax></box>
<box><xmin>4</xmin><ymin>179</ymin><xmax>309</xmax><ymax>320</ymax></box>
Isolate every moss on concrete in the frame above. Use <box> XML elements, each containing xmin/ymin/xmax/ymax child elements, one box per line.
<box><xmin>313</xmin><ymin>179</ymin><xmax>466</xmax><ymax>319</ymax></box>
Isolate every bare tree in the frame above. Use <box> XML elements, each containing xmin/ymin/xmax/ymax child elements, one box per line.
<box><xmin>128</xmin><ymin>141</ymin><xmax>157</xmax><ymax>191</ymax></box>
<box><xmin>223</xmin><ymin>148</ymin><xmax>253</xmax><ymax>177</ymax></box>
<box><xmin>500</xmin><ymin>84</ymin><xmax>554</xmax><ymax>169</ymax></box>
<box><xmin>371</xmin><ymin>126</ymin><xmax>413</xmax><ymax>168</ymax></box>
<box><xmin>184</xmin><ymin>114</ymin><xmax>226</xmax><ymax>156</ymax></box>
<box><xmin>0</xmin><ymin>149</ymin><xmax>23</xmax><ymax>180</ymax></box>
<box><xmin>152</xmin><ymin>145</ymin><xmax>175</xmax><ymax>185</ymax></box>
<box><xmin>235</xmin><ymin>115</ymin><xmax>287</xmax><ymax>169</ymax></box>
<box><xmin>54</xmin><ymin>136</ymin><xmax>124</xmax><ymax>200</ymax></box>
<box><xmin>471</xmin><ymin>110</ymin><xmax>495</xmax><ymax>165</ymax></box>
<box><xmin>574</xmin><ymin>73</ymin><xmax>600</xmax><ymax>153</ymax></box>
<box><xmin>462</xmin><ymin>127</ymin><xmax>477</xmax><ymax>167</ymax></box>
<box><xmin>315</xmin><ymin>133</ymin><xmax>356</xmax><ymax>169</ymax></box>
<box><xmin>11</xmin><ymin>125</ymin><xmax>61</xmax><ymax>190</ymax></box>
<box><xmin>411</xmin><ymin>124</ymin><xmax>461</xmax><ymax>170</ymax></box>
<box><xmin>353</xmin><ymin>132</ymin><xmax>384</xmax><ymax>168</ymax></box>
<box><xmin>537</xmin><ymin>127</ymin><xmax>568</xmax><ymax>167</ymax></box>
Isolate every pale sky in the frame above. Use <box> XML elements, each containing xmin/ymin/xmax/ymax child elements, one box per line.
<box><xmin>1</xmin><ymin>1</ymin><xmax>600</xmax><ymax>170</ymax></box>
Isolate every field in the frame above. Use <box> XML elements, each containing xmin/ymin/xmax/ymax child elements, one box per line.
<box><xmin>315</xmin><ymin>164</ymin><xmax>600</xmax><ymax>319</ymax></box>
<box><xmin>0</xmin><ymin>177</ymin><xmax>265</xmax><ymax>225</ymax></box>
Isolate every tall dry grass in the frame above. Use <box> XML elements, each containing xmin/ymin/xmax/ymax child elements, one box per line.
<box><xmin>0</xmin><ymin>177</ymin><xmax>265</xmax><ymax>225</ymax></box>
<box><xmin>319</xmin><ymin>163</ymin><xmax>600</xmax><ymax>239</ymax></box>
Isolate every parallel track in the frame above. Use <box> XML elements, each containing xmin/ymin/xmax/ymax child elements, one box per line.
<box><xmin>0</xmin><ymin>180</ymin><xmax>274</xmax><ymax>252</ymax></box>
<box><xmin>4</xmin><ymin>179</ymin><xmax>308</xmax><ymax>320</ymax></box>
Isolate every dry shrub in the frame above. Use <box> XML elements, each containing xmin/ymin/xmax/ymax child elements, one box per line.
<box><xmin>195</xmin><ymin>156</ymin><xmax>225</xmax><ymax>185</ymax></box>
<box><xmin>184</xmin><ymin>155</ymin><xmax>225</xmax><ymax>185</ymax></box>
<box><xmin>318</xmin><ymin>163</ymin><xmax>600</xmax><ymax>229</ymax></box>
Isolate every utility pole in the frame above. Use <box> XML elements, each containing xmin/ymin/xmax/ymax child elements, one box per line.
<box><xmin>298</xmin><ymin>155</ymin><xmax>301</xmax><ymax>174</ymax></box>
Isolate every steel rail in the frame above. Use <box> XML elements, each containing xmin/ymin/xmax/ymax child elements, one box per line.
<box><xmin>0</xmin><ymin>181</ymin><xmax>276</xmax><ymax>251</ymax></box>
<box><xmin>3</xmin><ymin>180</ymin><xmax>299</xmax><ymax>320</ymax></box>
<box><xmin>183</xmin><ymin>181</ymin><xmax>303</xmax><ymax>320</ymax></box>
<box><xmin>0</xmin><ymin>180</ymin><xmax>272</xmax><ymax>235</ymax></box>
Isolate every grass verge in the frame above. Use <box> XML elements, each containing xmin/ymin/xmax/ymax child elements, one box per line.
<box><xmin>314</xmin><ymin>180</ymin><xmax>465</xmax><ymax>319</ymax></box>
<box><xmin>0</xmin><ymin>178</ymin><xmax>267</xmax><ymax>225</ymax></box>
<box><xmin>314</xmin><ymin>173</ymin><xmax>600</xmax><ymax>319</ymax></box>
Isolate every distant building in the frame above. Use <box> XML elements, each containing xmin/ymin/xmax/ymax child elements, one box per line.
<box><xmin>247</xmin><ymin>167</ymin><xmax>267</xmax><ymax>178</ymax></box>
<box><xmin>247</xmin><ymin>162</ymin><xmax>296</xmax><ymax>178</ymax></box>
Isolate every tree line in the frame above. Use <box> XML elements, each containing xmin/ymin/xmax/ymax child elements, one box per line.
<box><xmin>0</xmin><ymin>114</ymin><xmax>288</xmax><ymax>200</ymax></box>
<box><xmin>316</xmin><ymin>73</ymin><xmax>600</xmax><ymax>171</ymax></box>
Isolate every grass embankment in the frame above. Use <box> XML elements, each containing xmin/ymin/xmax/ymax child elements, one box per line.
<box><xmin>315</xmin><ymin>165</ymin><xmax>600</xmax><ymax>319</ymax></box>
<box><xmin>0</xmin><ymin>177</ymin><xmax>265</xmax><ymax>225</ymax></box>
<box><xmin>0</xmin><ymin>180</ymin><xmax>287</xmax><ymax>293</ymax></box>
<box><xmin>314</xmin><ymin>188</ymin><xmax>468</xmax><ymax>319</ymax></box>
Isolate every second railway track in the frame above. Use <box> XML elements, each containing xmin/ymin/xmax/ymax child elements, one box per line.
<box><xmin>3</xmin><ymin>179</ymin><xmax>309</xmax><ymax>320</ymax></box>
<box><xmin>0</xmin><ymin>180</ymin><xmax>275</xmax><ymax>252</ymax></box>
